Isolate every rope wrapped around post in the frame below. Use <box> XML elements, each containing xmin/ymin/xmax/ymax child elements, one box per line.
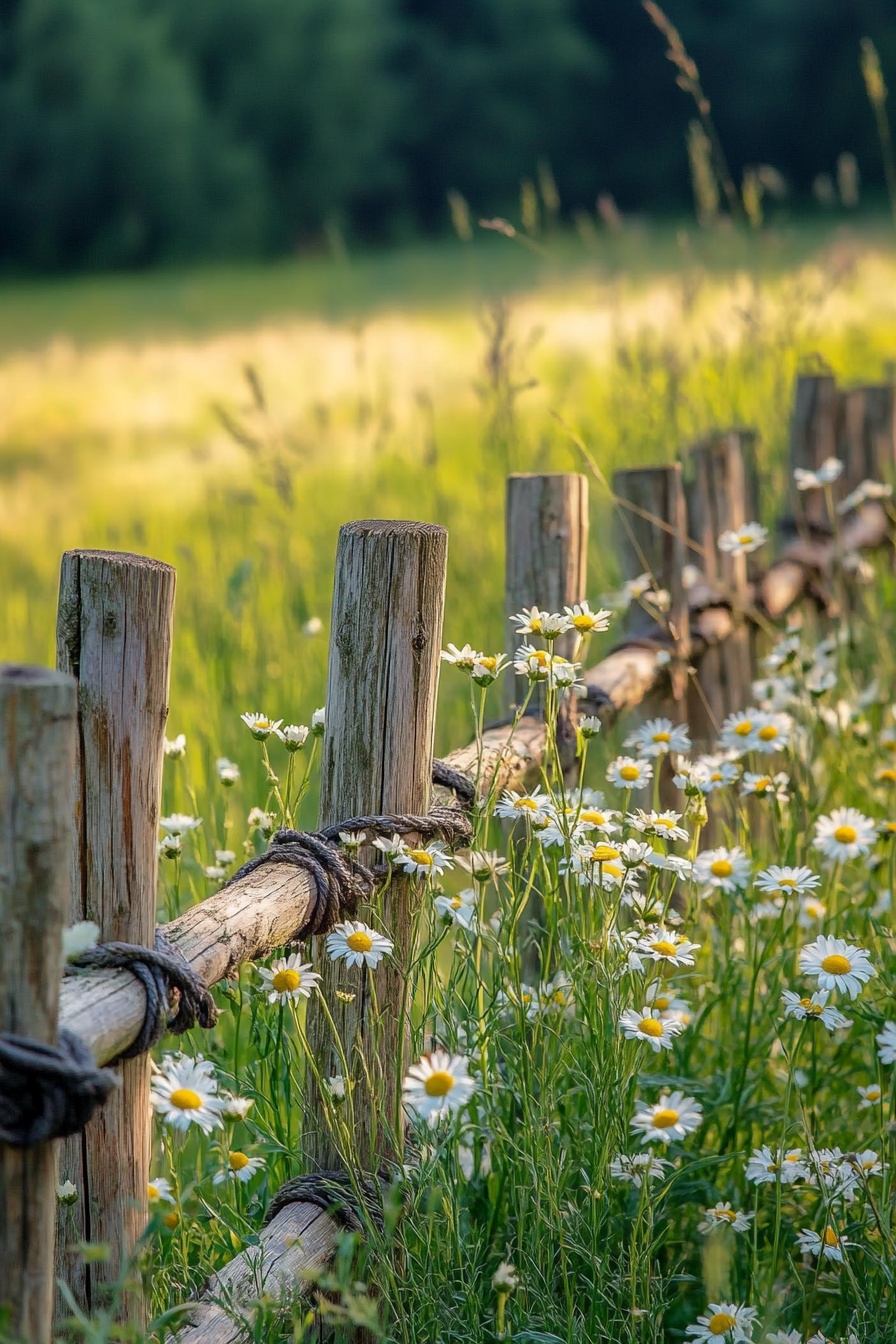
<box><xmin>264</xmin><ymin>1171</ymin><xmax>385</xmax><ymax>1235</ymax></box>
<box><xmin>0</xmin><ymin>1028</ymin><xmax>117</xmax><ymax>1147</ymax></box>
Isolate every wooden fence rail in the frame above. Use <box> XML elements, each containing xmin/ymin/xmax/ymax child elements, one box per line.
<box><xmin>1</xmin><ymin>371</ymin><xmax>894</xmax><ymax>1341</ymax></box>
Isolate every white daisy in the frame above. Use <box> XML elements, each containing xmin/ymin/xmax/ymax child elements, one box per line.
<box><xmin>275</xmin><ymin>723</ymin><xmax>310</xmax><ymax>750</ymax></box>
<box><xmin>471</xmin><ymin>654</ymin><xmax>510</xmax><ymax>687</ymax></box>
<box><xmin>394</xmin><ymin>842</ymin><xmax>454</xmax><ymax>878</ymax></box>
<box><xmin>745</xmin><ymin>1145</ymin><xmax>808</xmax><ymax>1185</ymax></box>
<box><xmin>742</xmin><ymin>772</ymin><xmax>790</xmax><ymax>802</ymax></box>
<box><xmin>799</xmin><ymin>935</ymin><xmax>875</xmax><ymax>999</ymax></box>
<box><xmin>857</xmin><ymin>1082</ymin><xmax>883</xmax><ymax>1108</ymax></box>
<box><xmin>56</xmin><ymin>1180</ymin><xmax>78</xmax><ymax>1204</ymax></box>
<box><xmin>512</xmin><ymin>606</ymin><xmax>554</xmax><ymax>637</ymax></box>
<box><xmin>494</xmin><ymin>789</ymin><xmax>553</xmax><ymax>825</ymax></box>
<box><xmin>609</xmin><ymin>1153</ymin><xmax>671</xmax><ymax>1187</ymax></box>
<box><xmin>216</xmin><ymin>757</ymin><xmax>240</xmax><ymax>786</ymax></box>
<box><xmin>718</xmin><ymin>522</ymin><xmax>768</xmax><ymax>555</ymax></box>
<box><xmin>798</xmin><ymin>896</ymin><xmax>827</xmax><ymax>927</ymax></box>
<box><xmin>876</xmin><ymin>1020</ymin><xmax>896</xmax><ymax>1064</ymax></box>
<box><xmin>158</xmin><ymin>834</ymin><xmax>182</xmax><ymax>860</ymax></box>
<box><xmin>644</xmin><ymin>982</ymin><xmax>692</xmax><ymax>1024</ymax></box>
<box><xmin>781</xmin><ymin>990</ymin><xmax>852</xmax><ymax>1032</ymax></box>
<box><xmin>219</xmin><ymin>1093</ymin><xmax>254</xmax><ymax>1120</ymax></box>
<box><xmin>579</xmin><ymin>714</ymin><xmax>602</xmax><ymax>738</ymax></box>
<box><xmin>163</xmin><ymin>734</ymin><xmax>187</xmax><ymax>759</ymax></box>
<box><xmin>698</xmin><ymin>1203</ymin><xmax>754</xmax><ymax>1234</ymax></box>
<box><xmin>326</xmin><ymin>920</ymin><xmax>394</xmax><ymax>969</ymax></box>
<box><xmin>795</xmin><ymin>1226</ymin><xmax>849</xmax><ymax>1262</ymax></box>
<box><xmin>433</xmin><ymin>887</ymin><xmax>478</xmax><ymax>929</ymax></box>
<box><xmin>627</xmin><ymin>809</ymin><xmax>689</xmax><ymax>842</ymax></box>
<box><xmin>402</xmin><ymin>1051</ymin><xmax>477</xmax><ymax>1124</ymax></box>
<box><xmin>240</xmin><ymin>711</ymin><xmax>283</xmax><ymax>739</ymax></box>
<box><xmin>159</xmin><ymin>813</ymin><xmax>202</xmax><ymax>835</ymax></box>
<box><xmin>619</xmin><ymin>1007</ymin><xmax>684</xmax><ymax>1052</ymax></box>
<box><xmin>755</xmin><ymin>865</ymin><xmax>820</xmax><ymax>896</ymax></box>
<box><xmin>440</xmin><ymin>642</ymin><xmax>481</xmax><ymax>671</ymax></box>
<box><xmin>719</xmin><ymin>709</ymin><xmax>765</xmax><ymax>753</ymax></box>
<box><xmin>311</xmin><ymin>707</ymin><xmax>326</xmax><ymax>736</ymax></box>
<box><xmin>813</xmin><ymin>807</ymin><xmax>877</xmax><ymax>862</ymax></box>
<box><xmin>765</xmin><ymin>1333</ymin><xmax>802</xmax><ymax>1344</ymax></box>
<box><xmin>794</xmin><ymin>457</ymin><xmax>844</xmax><ymax>490</ymax></box>
<box><xmin>606</xmin><ymin>756</ymin><xmax>654</xmax><ymax>790</ymax></box>
<box><xmin>630</xmin><ymin>1091</ymin><xmax>703</xmax><ymax>1145</ymax></box>
<box><xmin>247</xmin><ymin>807</ymin><xmax>276</xmax><ymax>836</ymax></box>
<box><xmin>634</xmin><ymin>927</ymin><xmax>701</xmax><ymax>969</ymax></box>
<box><xmin>685</xmin><ymin>1303</ymin><xmax>757</xmax><ymax>1342</ymax></box>
<box><xmin>147</xmin><ymin>1176</ymin><xmax>175</xmax><ymax>1204</ymax></box>
<box><xmin>625</xmin><ymin>717</ymin><xmax>692</xmax><ymax>758</ymax></box>
<box><xmin>258</xmin><ymin>954</ymin><xmax>321</xmax><ymax>1003</ymax></box>
<box><xmin>563</xmin><ymin>600</ymin><xmax>612</xmax><ymax>635</ymax></box>
<box><xmin>151</xmin><ymin>1056</ymin><xmax>223</xmax><ymax>1134</ymax></box>
<box><xmin>693</xmin><ymin>847</ymin><xmax>751</xmax><ymax>894</ymax></box>
<box><xmin>212</xmin><ymin>1151</ymin><xmax>265</xmax><ymax>1185</ymax></box>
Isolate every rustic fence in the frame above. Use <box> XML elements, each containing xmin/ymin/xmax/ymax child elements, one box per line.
<box><xmin>0</xmin><ymin>371</ymin><xmax>893</xmax><ymax>1343</ymax></box>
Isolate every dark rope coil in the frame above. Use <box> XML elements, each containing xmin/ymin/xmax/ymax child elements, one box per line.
<box><xmin>264</xmin><ymin>1171</ymin><xmax>384</xmax><ymax>1235</ymax></box>
<box><xmin>0</xmin><ymin>1027</ymin><xmax>118</xmax><ymax>1147</ymax></box>
<box><xmin>66</xmin><ymin>929</ymin><xmax>219</xmax><ymax>1061</ymax></box>
<box><xmin>221</xmin><ymin>760</ymin><xmax>475</xmax><ymax>944</ymax></box>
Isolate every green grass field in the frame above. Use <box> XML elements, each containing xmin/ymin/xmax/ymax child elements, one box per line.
<box><xmin>8</xmin><ymin>218</ymin><xmax>896</xmax><ymax>1343</ymax></box>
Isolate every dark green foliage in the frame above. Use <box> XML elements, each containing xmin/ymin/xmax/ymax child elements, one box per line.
<box><xmin>0</xmin><ymin>0</ymin><xmax>895</xmax><ymax>269</ymax></box>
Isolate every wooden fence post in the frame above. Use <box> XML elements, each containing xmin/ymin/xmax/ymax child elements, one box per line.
<box><xmin>304</xmin><ymin>520</ymin><xmax>448</xmax><ymax>1173</ymax></box>
<box><xmin>55</xmin><ymin>551</ymin><xmax>176</xmax><ymax>1324</ymax></box>
<box><xmin>682</xmin><ymin>431</ymin><xmax>760</xmax><ymax>746</ymax></box>
<box><xmin>789</xmin><ymin>373</ymin><xmax>842</xmax><ymax>529</ymax></box>
<box><xmin>0</xmin><ymin>665</ymin><xmax>79</xmax><ymax>1344</ymax></box>
<box><xmin>838</xmin><ymin>383</ymin><xmax>896</xmax><ymax>492</ymax></box>
<box><xmin>504</xmin><ymin>473</ymin><xmax>589</xmax><ymax>704</ymax></box>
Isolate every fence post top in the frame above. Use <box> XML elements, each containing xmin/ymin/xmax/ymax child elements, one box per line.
<box><xmin>60</xmin><ymin>549</ymin><xmax>175</xmax><ymax>575</ymax></box>
<box><xmin>507</xmin><ymin>471</ymin><xmax>587</xmax><ymax>483</ymax></box>
<box><xmin>0</xmin><ymin>663</ymin><xmax>76</xmax><ymax>689</ymax></box>
<box><xmin>338</xmin><ymin>519</ymin><xmax>447</xmax><ymax>540</ymax></box>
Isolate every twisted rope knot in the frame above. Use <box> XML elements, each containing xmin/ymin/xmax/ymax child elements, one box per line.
<box><xmin>66</xmin><ymin>929</ymin><xmax>219</xmax><ymax>1061</ymax></box>
<box><xmin>264</xmin><ymin>1171</ymin><xmax>384</xmax><ymax>1234</ymax></box>
<box><xmin>0</xmin><ymin>1027</ymin><xmax>118</xmax><ymax>1146</ymax></box>
<box><xmin>223</xmin><ymin>758</ymin><xmax>475</xmax><ymax>944</ymax></box>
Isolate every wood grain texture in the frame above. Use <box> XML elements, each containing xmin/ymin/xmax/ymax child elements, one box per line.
<box><xmin>55</xmin><ymin>549</ymin><xmax>176</xmax><ymax>1321</ymax></box>
<box><xmin>305</xmin><ymin>520</ymin><xmax>448</xmax><ymax>1172</ymax></box>
<box><xmin>683</xmin><ymin>432</ymin><xmax>759</xmax><ymax>744</ymax></box>
<box><xmin>789</xmin><ymin>374</ymin><xmax>842</xmax><ymax>528</ymax></box>
<box><xmin>172</xmin><ymin>1205</ymin><xmax>340</xmax><ymax>1343</ymax></box>
<box><xmin>0</xmin><ymin>664</ymin><xmax>79</xmax><ymax>1344</ymax></box>
<box><xmin>504</xmin><ymin>473</ymin><xmax>588</xmax><ymax>706</ymax></box>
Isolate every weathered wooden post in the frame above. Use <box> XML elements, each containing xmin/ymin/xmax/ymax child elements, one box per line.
<box><xmin>838</xmin><ymin>383</ymin><xmax>896</xmax><ymax>493</ymax></box>
<box><xmin>55</xmin><ymin>551</ymin><xmax>176</xmax><ymax>1322</ymax></box>
<box><xmin>789</xmin><ymin>373</ymin><xmax>842</xmax><ymax>529</ymax></box>
<box><xmin>682</xmin><ymin>431</ymin><xmax>759</xmax><ymax>745</ymax></box>
<box><xmin>0</xmin><ymin>665</ymin><xmax>79</xmax><ymax>1344</ymax></box>
<box><xmin>305</xmin><ymin>520</ymin><xmax>448</xmax><ymax>1172</ymax></box>
<box><xmin>504</xmin><ymin>473</ymin><xmax>589</xmax><ymax>697</ymax></box>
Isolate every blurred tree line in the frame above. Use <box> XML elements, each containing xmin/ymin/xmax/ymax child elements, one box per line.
<box><xmin>0</xmin><ymin>0</ymin><xmax>893</xmax><ymax>270</ymax></box>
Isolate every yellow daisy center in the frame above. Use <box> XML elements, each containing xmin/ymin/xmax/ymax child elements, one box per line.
<box><xmin>515</xmin><ymin>798</ymin><xmax>539</xmax><ymax>810</ymax></box>
<box><xmin>580</xmin><ymin>810</ymin><xmax>607</xmax><ymax>825</ymax></box>
<box><xmin>757</xmin><ymin>725</ymin><xmax>778</xmax><ymax>741</ymax></box>
<box><xmin>784</xmin><ymin>1152</ymin><xmax>802</xmax><ymax>1163</ymax></box>
<box><xmin>169</xmin><ymin>1088</ymin><xmax>202</xmax><ymax>1111</ymax></box>
<box><xmin>711</xmin><ymin>771</ymin><xmax>724</xmax><ymax>781</ymax></box>
<box><xmin>652</xmin><ymin>731</ymin><xmax>671</xmax><ymax>744</ymax></box>
<box><xmin>147</xmin><ymin>1184</ymin><xmax>160</xmax><ymax>1199</ymax></box>
<box><xmin>162</xmin><ymin>1211</ymin><xmax>179</xmax><ymax>1229</ymax></box>
<box><xmin>347</xmin><ymin>930</ymin><xmax>374</xmax><ymax>953</ymax></box>
<box><xmin>620</xmin><ymin>765</ymin><xmax>640</xmax><ymax>782</ymax></box>
<box><xmin>823</xmin><ymin>1227</ymin><xmax>839</xmax><ymax>1247</ymax></box>
<box><xmin>708</xmin><ymin>1314</ymin><xmax>737</xmax><ymax>1336</ymax></box>
<box><xmin>799</xmin><ymin>998</ymin><xmax>823</xmax><ymax>1015</ymax></box>
<box><xmin>423</xmin><ymin>1070</ymin><xmax>454</xmax><ymax>1097</ymax></box>
<box><xmin>407</xmin><ymin>849</ymin><xmax>433</xmax><ymax>865</ymax></box>
<box><xmin>738</xmin><ymin>533</ymin><xmax>753</xmax><ymax>545</ymax></box>
<box><xmin>478</xmin><ymin>656</ymin><xmax>496</xmax><ymax>671</ymax></box>
<box><xmin>651</xmin><ymin>1108</ymin><xmax>680</xmax><ymax>1129</ymax></box>
<box><xmin>717</xmin><ymin>1208</ymin><xmax>737</xmax><ymax>1222</ymax></box>
<box><xmin>652</xmin><ymin>940</ymin><xmax>679</xmax><ymax>958</ymax></box>
<box><xmin>778</xmin><ymin>877</ymin><xmax>797</xmax><ymax>887</ymax></box>
<box><xmin>734</xmin><ymin>721</ymin><xmax>754</xmax><ymax>736</ymax></box>
<box><xmin>821</xmin><ymin>953</ymin><xmax>851</xmax><ymax>975</ymax></box>
<box><xmin>866</xmin><ymin>1087</ymin><xmax>881</xmax><ymax>1101</ymax></box>
<box><xmin>571</xmin><ymin>613</ymin><xmax>595</xmax><ymax>630</ymax></box>
<box><xmin>529</xmin><ymin>618</ymin><xmax>543</xmax><ymax>632</ymax></box>
<box><xmin>833</xmin><ymin>825</ymin><xmax>857</xmax><ymax>844</ymax></box>
<box><xmin>653</xmin><ymin>996</ymin><xmax>670</xmax><ymax>1011</ymax></box>
<box><xmin>272</xmin><ymin>969</ymin><xmax>301</xmax><ymax>993</ymax></box>
<box><xmin>255</xmin><ymin>718</ymin><xmax>270</xmax><ymax>728</ymax></box>
<box><xmin>450</xmin><ymin>897</ymin><xmax>462</xmax><ymax>910</ymax></box>
<box><xmin>655</xmin><ymin>817</ymin><xmax>676</xmax><ymax>829</ymax></box>
<box><xmin>754</xmin><ymin>777</ymin><xmax>772</xmax><ymax>791</ymax></box>
<box><xmin>591</xmin><ymin>844</ymin><xmax>621</xmax><ymax>863</ymax></box>
<box><xmin>804</xmin><ymin>900</ymin><xmax>823</xmax><ymax>917</ymax></box>
<box><xmin>710</xmin><ymin>859</ymin><xmax>733</xmax><ymax>878</ymax></box>
<box><xmin>228</xmin><ymin>1151</ymin><xmax>250</xmax><ymax>1171</ymax></box>
<box><xmin>885</xmin><ymin>821</ymin><xmax>896</xmax><ymax>833</ymax></box>
<box><xmin>638</xmin><ymin>1017</ymin><xmax>664</xmax><ymax>1038</ymax></box>
<box><xmin>532</xmin><ymin>649</ymin><xmax>550</xmax><ymax>666</ymax></box>
<box><xmin>879</xmin><ymin>769</ymin><xmax>896</xmax><ymax>783</ymax></box>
